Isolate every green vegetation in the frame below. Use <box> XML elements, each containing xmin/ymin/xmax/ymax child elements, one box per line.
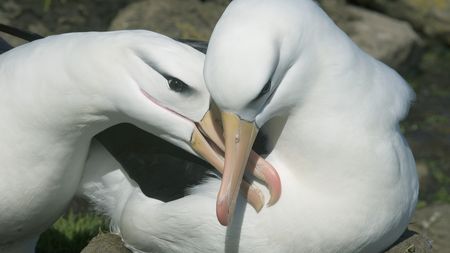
<box><xmin>429</xmin><ymin>160</ymin><xmax>450</xmax><ymax>203</ymax></box>
<box><xmin>36</xmin><ymin>212</ymin><xmax>107</xmax><ymax>253</ymax></box>
<box><xmin>43</xmin><ymin>0</ymin><xmax>52</xmax><ymax>11</ymax></box>
<box><xmin>401</xmin><ymin>43</ymin><xmax>450</xmax><ymax>207</ymax></box>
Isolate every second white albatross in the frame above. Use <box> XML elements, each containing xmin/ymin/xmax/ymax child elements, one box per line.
<box><xmin>204</xmin><ymin>0</ymin><xmax>418</xmax><ymax>252</ymax></box>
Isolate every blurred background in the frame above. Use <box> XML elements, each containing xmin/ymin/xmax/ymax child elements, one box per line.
<box><xmin>0</xmin><ymin>0</ymin><xmax>448</xmax><ymax>252</ymax></box>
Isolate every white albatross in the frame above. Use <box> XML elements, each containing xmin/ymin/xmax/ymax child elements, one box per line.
<box><xmin>204</xmin><ymin>0</ymin><xmax>418</xmax><ymax>251</ymax></box>
<box><xmin>98</xmin><ymin>0</ymin><xmax>418</xmax><ymax>252</ymax></box>
<box><xmin>0</xmin><ymin>30</ymin><xmax>278</xmax><ymax>252</ymax></box>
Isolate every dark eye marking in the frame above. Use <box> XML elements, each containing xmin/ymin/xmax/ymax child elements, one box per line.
<box><xmin>256</xmin><ymin>79</ymin><xmax>271</xmax><ymax>99</ymax></box>
<box><xmin>164</xmin><ymin>75</ymin><xmax>190</xmax><ymax>93</ymax></box>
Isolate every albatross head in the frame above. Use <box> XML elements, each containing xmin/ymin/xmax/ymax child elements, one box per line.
<box><xmin>47</xmin><ymin>30</ymin><xmax>272</xmax><ymax>220</ymax></box>
<box><xmin>95</xmin><ymin>31</ymin><xmax>211</xmax><ymax>153</ymax></box>
<box><xmin>58</xmin><ymin>30</ymin><xmax>229</xmax><ymax>170</ymax></box>
<box><xmin>204</xmin><ymin>0</ymin><xmax>323</xmax><ymax>225</ymax></box>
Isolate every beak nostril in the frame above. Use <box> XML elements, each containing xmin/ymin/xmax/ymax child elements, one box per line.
<box><xmin>218</xmin><ymin>111</ymin><xmax>260</xmax><ymax>225</ymax></box>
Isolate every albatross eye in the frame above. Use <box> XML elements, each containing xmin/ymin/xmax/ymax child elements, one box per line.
<box><xmin>256</xmin><ymin>80</ymin><xmax>271</xmax><ymax>99</ymax></box>
<box><xmin>166</xmin><ymin>76</ymin><xmax>189</xmax><ymax>93</ymax></box>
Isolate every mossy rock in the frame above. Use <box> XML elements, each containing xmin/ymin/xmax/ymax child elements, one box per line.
<box><xmin>81</xmin><ymin>233</ymin><xmax>130</xmax><ymax>253</ymax></box>
<box><xmin>109</xmin><ymin>0</ymin><xmax>228</xmax><ymax>41</ymax></box>
<box><xmin>319</xmin><ymin>1</ymin><xmax>421</xmax><ymax>68</ymax></box>
<box><xmin>82</xmin><ymin>228</ymin><xmax>432</xmax><ymax>253</ymax></box>
<box><xmin>351</xmin><ymin>0</ymin><xmax>450</xmax><ymax>45</ymax></box>
<box><xmin>385</xmin><ymin>229</ymin><xmax>432</xmax><ymax>253</ymax></box>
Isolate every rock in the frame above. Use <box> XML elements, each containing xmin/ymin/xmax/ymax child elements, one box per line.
<box><xmin>81</xmin><ymin>228</ymin><xmax>432</xmax><ymax>253</ymax></box>
<box><xmin>410</xmin><ymin>204</ymin><xmax>450</xmax><ymax>253</ymax></box>
<box><xmin>81</xmin><ymin>233</ymin><xmax>131</xmax><ymax>253</ymax></box>
<box><xmin>350</xmin><ymin>0</ymin><xmax>450</xmax><ymax>45</ymax></box>
<box><xmin>110</xmin><ymin>0</ymin><xmax>420</xmax><ymax>67</ymax></box>
<box><xmin>0</xmin><ymin>0</ymin><xmax>27</xmax><ymax>46</ymax></box>
<box><xmin>0</xmin><ymin>0</ymin><xmax>134</xmax><ymax>46</ymax></box>
<box><xmin>385</xmin><ymin>229</ymin><xmax>432</xmax><ymax>253</ymax></box>
<box><xmin>317</xmin><ymin>0</ymin><xmax>347</xmax><ymax>5</ymax></box>
<box><xmin>0</xmin><ymin>36</ymin><xmax>12</xmax><ymax>53</ymax></box>
<box><xmin>319</xmin><ymin>1</ymin><xmax>422</xmax><ymax>68</ymax></box>
<box><xmin>110</xmin><ymin>0</ymin><xmax>227</xmax><ymax>41</ymax></box>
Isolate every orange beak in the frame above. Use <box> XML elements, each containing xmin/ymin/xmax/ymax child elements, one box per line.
<box><xmin>191</xmin><ymin>107</ymin><xmax>265</xmax><ymax>214</ymax></box>
<box><xmin>216</xmin><ymin>112</ymin><xmax>259</xmax><ymax>225</ymax></box>
<box><xmin>191</xmin><ymin>106</ymin><xmax>281</xmax><ymax>226</ymax></box>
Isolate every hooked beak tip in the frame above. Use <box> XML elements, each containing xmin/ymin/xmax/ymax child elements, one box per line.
<box><xmin>216</xmin><ymin>196</ymin><xmax>231</xmax><ymax>226</ymax></box>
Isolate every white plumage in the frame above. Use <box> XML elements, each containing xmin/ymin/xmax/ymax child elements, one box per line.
<box><xmin>0</xmin><ymin>30</ymin><xmax>211</xmax><ymax>252</ymax></box>
<box><xmin>84</xmin><ymin>0</ymin><xmax>418</xmax><ymax>252</ymax></box>
<box><xmin>203</xmin><ymin>0</ymin><xmax>418</xmax><ymax>252</ymax></box>
<box><xmin>0</xmin><ymin>0</ymin><xmax>419</xmax><ymax>251</ymax></box>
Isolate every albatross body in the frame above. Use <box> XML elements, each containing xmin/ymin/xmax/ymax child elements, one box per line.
<box><xmin>203</xmin><ymin>0</ymin><xmax>418</xmax><ymax>252</ymax></box>
<box><xmin>0</xmin><ymin>30</ymin><xmax>218</xmax><ymax>252</ymax></box>
<box><xmin>108</xmin><ymin>0</ymin><xmax>418</xmax><ymax>252</ymax></box>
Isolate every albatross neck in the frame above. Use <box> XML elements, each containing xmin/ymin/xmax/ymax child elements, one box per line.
<box><xmin>0</xmin><ymin>43</ymin><xmax>121</xmax><ymax>145</ymax></box>
<box><xmin>266</xmin><ymin>18</ymin><xmax>413</xmax><ymax>182</ymax></box>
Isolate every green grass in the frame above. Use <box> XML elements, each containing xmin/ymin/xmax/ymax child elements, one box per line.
<box><xmin>43</xmin><ymin>0</ymin><xmax>52</xmax><ymax>11</ymax></box>
<box><xmin>36</xmin><ymin>212</ymin><xmax>107</xmax><ymax>253</ymax></box>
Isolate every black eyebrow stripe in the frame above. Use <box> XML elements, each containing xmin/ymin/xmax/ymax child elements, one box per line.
<box><xmin>250</xmin><ymin>80</ymin><xmax>272</xmax><ymax>103</ymax></box>
<box><xmin>162</xmin><ymin>74</ymin><xmax>195</xmax><ymax>94</ymax></box>
<box><xmin>0</xmin><ymin>23</ymin><xmax>43</xmax><ymax>42</ymax></box>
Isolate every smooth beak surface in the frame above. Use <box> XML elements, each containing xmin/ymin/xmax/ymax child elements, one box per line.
<box><xmin>196</xmin><ymin>102</ymin><xmax>225</xmax><ymax>150</ymax></box>
<box><xmin>191</xmin><ymin>109</ymin><xmax>265</xmax><ymax>214</ymax></box>
<box><xmin>247</xmin><ymin>151</ymin><xmax>281</xmax><ymax>206</ymax></box>
<box><xmin>216</xmin><ymin>112</ymin><xmax>259</xmax><ymax>226</ymax></box>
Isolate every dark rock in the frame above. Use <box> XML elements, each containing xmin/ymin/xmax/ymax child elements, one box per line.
<box><xmin>350</xmin><ymin>0</ymin><xmax>450</xmax><ymax>45</ymax></box>
<box><xmin>0</xmin><ymin>36</ymin><xmax>12</xmax><ymax>53</ymax></box>
<box><xmin>110</xmin><ymin>0</ymin><xmax>422</xmax><ymax>67</ymax></box>
<box><xmin>385</xmin><ymin>229</ymin><xmax>432</xmax><ymax>253</ymax></box>
<box><xmin>410</xmin><ymin>204</ymin><xmax>450</xmax><ymax>253</ymax></box>
<box><xmin>81</xmin><ymin>233</ymin><xmax>131</xmax><ymax>253</ymax></box>
<box><xmin>81</xmin><ymin>228</ymin><xmax>433</xmax><ymax>253</ymax></box>
<box><xmin>0</xmin><ymin>0</ymin><xmax>136</xmax><ymax>46</ymax></box>
<box><xmin>109</xmin><ymin>0</ymin><xmax>227</xmax><ymax>40</ymax></box>
<box><xmin>319</xmin><ymin>1</ymin><xmax>422</xmax><ymax>68</ymax></box>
